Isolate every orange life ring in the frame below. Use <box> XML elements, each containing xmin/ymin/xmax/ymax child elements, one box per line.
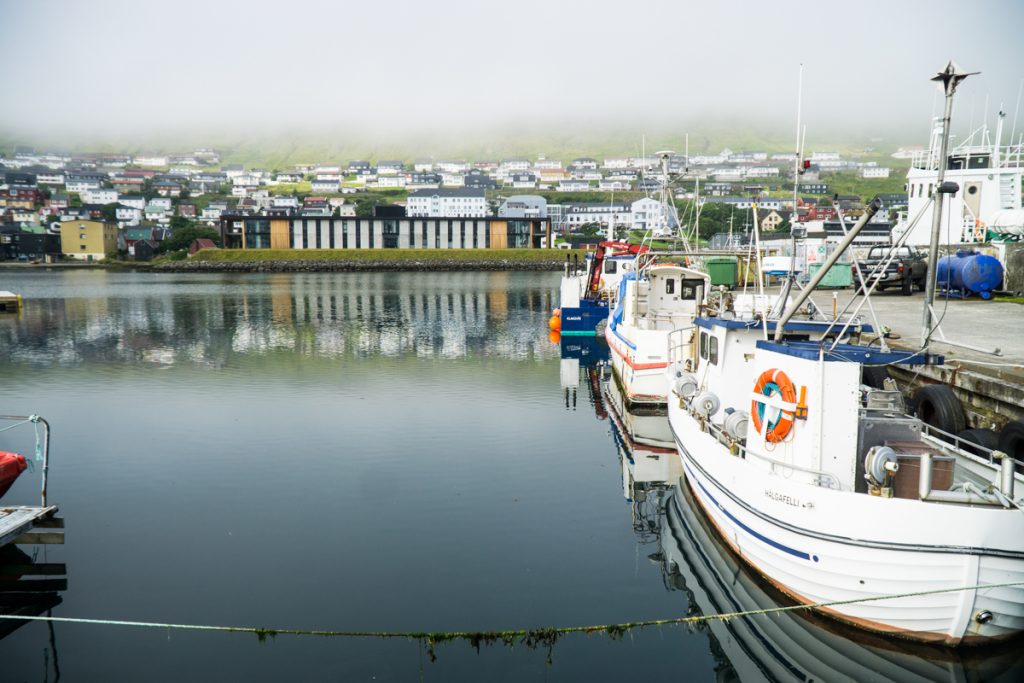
<box><xmin>750</xmin><ymin>368</ymin><xmax>797</xmax><ymax>443</ymax></box>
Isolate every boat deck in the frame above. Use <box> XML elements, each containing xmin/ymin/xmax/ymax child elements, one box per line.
<box><xmin>0</xmin><ymin>506</ymin><xmax>62</xmax><ymax>549</ymax></box>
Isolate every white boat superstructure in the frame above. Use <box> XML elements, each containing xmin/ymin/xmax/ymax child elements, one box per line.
<box><xmin>605</xmin><ymin>263</ymin><xmax>709</xmax><ymax>407</ymax></box>
<box><xmin>895</xmin><ymin>113</ymin><xmax>1024</xmax><ymax>247</ymax></box>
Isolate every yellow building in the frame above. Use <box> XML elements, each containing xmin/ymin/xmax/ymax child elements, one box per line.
<box><xmin>60</xmin><ymin>220</ymin><xmax>119</xmax><ymax>261</ymax></box>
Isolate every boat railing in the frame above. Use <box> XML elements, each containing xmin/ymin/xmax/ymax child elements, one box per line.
<box><xmin>0</xmin><ymin>414</ymin><xmax>51</xmax><ymax>507</ymax></box>
<box><xmin>920</xmin><ymin>421</ymin><xmax>1024</xmax><ymax>471</ymax></box>
<box><xmin>667</xmin><ymin>328</ymin><xmax>691</xmax><ymax>365</ymax></box>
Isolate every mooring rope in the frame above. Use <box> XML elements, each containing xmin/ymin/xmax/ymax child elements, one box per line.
<box><xmin>1</xmin><ymin>580</ymin><xmax>1022</xmax><ymax>646</ymax></box>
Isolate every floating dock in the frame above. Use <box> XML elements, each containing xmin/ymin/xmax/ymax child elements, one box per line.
<box><xmin>0</xmin><ymin>291</ymin><xmax>22</xmax><ymax>313</ymax></box>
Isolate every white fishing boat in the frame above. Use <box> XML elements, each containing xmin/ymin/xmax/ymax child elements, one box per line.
<box><xmin>664</xmin><ymin>64</ymin><xmax>1024</xmax><ymax>646</ymax></box>
<box><xmin>604</xmin><ymin>261</ymin><xmax>708</xmax><ymax>408</ymax></box>
<box><xmin>556</xmin><ymin>242</ymin><xmax>642</xmax><ymax>337</ymax></box>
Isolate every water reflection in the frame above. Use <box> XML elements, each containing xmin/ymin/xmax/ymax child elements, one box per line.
<box><xmin>0</xmin><ymin>272</ymin><xmax>559</xmax><ymax>368</ymax></box>
<box><xmin>558</xmin><ymin>336</ymin><xmax>608</xmax><ymax>414</ymax></box>
<box><xmin>0</xmin><ymin>544</ymin><xmax>64</xmax><ymax>679</ymax></box>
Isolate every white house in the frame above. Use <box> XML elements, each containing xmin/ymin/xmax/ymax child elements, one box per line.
<box><xmin>376</xmin><ymin>175</ymin><xmax>406</xmax><ymax>189</ymax></box>
<box><xmin>440</xmin><ymin>173</ymin><xmax>465</xmax><ymax>187</ymax></box>
<box><xmin>134</xmin><ymin>155</ymin><xmax>168</xmax><ymax>167</ymax></box>
<box><xmin>65</xmin><ymin>179</ymin><xmax>100</xmax><ymax>193</ymax></box>
<box><xmin>413</xmin><ymin>159</ymin><xmax>434</xmax><ymax>172</ymax></box>
<box><xmin>565</xmin><ymin>203</ymin><xmax>631</xmax><ymax>227</ymax></box>
<box><xmin>147</xmin><ymin>197</ymin><xmax>172</xmax><ymax>211</ymax></box>
<box><xmin>116</xmin><ymin>206</ymin><xmax>141</xmax><ymax>224</ymax></box>
<box><xmin>36</xmin><ymin>171</ymin><xmax>65</xmax><ymax>185</ymax></box>
<box><xmin>631</xmin><ymin>197</ymin><xmax>670</xmax><ymax>235</ymax></box>
<box><xmin>119</xmin><ymin>195</ymin><xmax>147</xmax><ymax>210</ymax></box>
<box><xmin>272</xmin><ymin>196</ymin><xmax>299</xmax><ymax>208</ymax></box>
<box><xmin>436</xmin><ymin>160</ymin><xmax>470</xmax><ymax>173</ymax></box>
<box><xmin>602</xmin><ymin>157</ymin><xmax>631</xmax><ymax>169</ymax></box>
<box><xmin>861</xmin><ymin>166</ymin><xmax>891</xmax><ymax>178</ymax></box>
<box><xmin>81</xmin><ymin>188</ymin><xmax>118</xmax><ymax>204</ymax></box>
<box><xmin>406</xmin><ymin>188</ymin><xmax>487</xmax><ymax>217</ymax></box>
<box><xmin>557</xmin><ymin>179</ymin><xmax>590</xmax><ymax>192</ymax></box>
<box><xmin>311</xmin><ymin>179</ymin><xmax>339</xmax><ymax>193</ymax></box>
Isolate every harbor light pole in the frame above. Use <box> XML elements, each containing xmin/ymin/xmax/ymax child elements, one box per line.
<box><xmin>921</xmin><ymin>61</ymin><xmax>977</xmax><ymax>346</ymax></box>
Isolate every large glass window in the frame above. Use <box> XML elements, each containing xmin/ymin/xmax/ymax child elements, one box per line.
<box><xmin>244</xmin><ymin>219</ymin><xmax>271</xmax><ymax>249</ymax></box>
<box><xmin>507</xmin><ymin>220</ymin><xmax>530</xmax><ymax>248</ymax></box>
<box><xmin>383</xmin><ymin>220</ymin><xmax>399</xmax><ymax>248</ymax></box>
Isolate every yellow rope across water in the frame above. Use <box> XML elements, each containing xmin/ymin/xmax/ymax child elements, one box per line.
<box><xmin>2</xmin><ymin>580</ymin><xmax>1022</xmax><ymax>646</ymax></box>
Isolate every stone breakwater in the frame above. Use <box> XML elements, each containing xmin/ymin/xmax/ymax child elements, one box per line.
<box><xmin>153</xmin><ymin>258</ymin><xmax>566</xmax><ymax>273</ymax></box>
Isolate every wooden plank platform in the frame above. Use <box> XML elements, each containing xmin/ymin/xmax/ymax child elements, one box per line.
<box><xmin>0</xmin><ymin>506</ymin><xmax>61</xmax><ymax>548</ymax></box>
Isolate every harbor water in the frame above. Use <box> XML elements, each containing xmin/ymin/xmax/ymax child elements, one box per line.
<box><xmin>1</xmin><ymin>270</ymin><xmax>1021</xmax><ymax>681</ymax></box>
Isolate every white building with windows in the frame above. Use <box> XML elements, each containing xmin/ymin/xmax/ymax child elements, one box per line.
<box><xmin>406</xmin><ymin>188</ymin><xmax>487</xmax><ymax>217</ymax></box>
<box><xmin>81</xmin><ymin>188</ymin><xmax>118</xmax><ymax>204</ymax></box>
<box><xmin>861</xmin><ymin>166</ymin><xmax>891</xmax><ymax>178</ymax></box>
<box><xmin>631</xmin><ymin>197</ymin><xmax>671</xmax><ymax>235</ymax></box>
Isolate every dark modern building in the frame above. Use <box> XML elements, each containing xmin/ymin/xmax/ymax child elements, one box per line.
<box><xmin>219</xmin><ymin>214</ymin><xmax>552</xmax><ymax>250</ymax></box>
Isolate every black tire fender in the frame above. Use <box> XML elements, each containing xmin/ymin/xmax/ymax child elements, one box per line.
<box><xmin>997</xmin><ymin>420</ymin><xmax>1024</xmax><ymax>461</ymax></box>
<box><xmin>915</xmin><ymin>384</ymin><xmax>965</xmax><ymax>435</ymax></box>
<box><xmin>862</xmin><ymin>365</ymin><xmax>890</xmax><ymax>389</ymax></box>
<box><xmin>957</xmin><ymin>428</ymin><xmax>999</xmax><ymax>456</ymax></box>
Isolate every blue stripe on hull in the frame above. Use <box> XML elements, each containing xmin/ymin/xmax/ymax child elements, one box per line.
<box><xmin>682</xmin><ymin>456</ymin><xmax>813</xmax><ymax>562</ymax></box>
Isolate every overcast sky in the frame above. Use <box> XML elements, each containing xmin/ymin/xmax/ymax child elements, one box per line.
<box><xmin>2</xmin><ymin>0</ymin><xmax>1022</xmax><ymax>148</ymax></box>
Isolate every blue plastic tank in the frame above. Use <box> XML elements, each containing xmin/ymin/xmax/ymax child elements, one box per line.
<box><xmin>935</xmin><ymin>250</ymin><xmax>1004</xmax><ymax>299</ymax></box>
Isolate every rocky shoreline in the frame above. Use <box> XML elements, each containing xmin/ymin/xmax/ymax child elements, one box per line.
<box><xmin>152</xmin><ymin>258</ymin><xmax>566</xmax><ymax>273</ymax></box>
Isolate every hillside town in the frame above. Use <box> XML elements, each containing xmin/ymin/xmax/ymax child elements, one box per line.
<box><xmin>0</xmin><ymin>144</ymin><xmax>903</xmax><ymax>261</ymax></box>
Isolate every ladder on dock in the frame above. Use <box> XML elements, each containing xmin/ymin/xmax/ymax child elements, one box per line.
<box><xmin>0</xmin><ymin>415</ymin><xmax>63</xmax><ymax>550</ymax></box>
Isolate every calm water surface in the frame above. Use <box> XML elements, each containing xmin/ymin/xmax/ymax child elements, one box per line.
<box><xmin>0</xmin><ymin>270</ymin><xmax>1020</xmax><ymax>681</ymax></box>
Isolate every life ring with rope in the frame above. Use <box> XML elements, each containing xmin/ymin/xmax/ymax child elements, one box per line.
<box><xmin>750</xmin><ymin>368</ymin><xmax>798</xmax><ymax>443</ymax></box>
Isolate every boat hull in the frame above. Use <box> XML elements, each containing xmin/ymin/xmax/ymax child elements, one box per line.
<box><xmin>669</xmin><ymin>405</ymin><xmax>1024</xmax><ymax>646</ymax></box>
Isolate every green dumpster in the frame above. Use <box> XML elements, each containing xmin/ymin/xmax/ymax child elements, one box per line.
<box><xmin>705</xmin><ymin>256</ymin><xmax>739</xmax><ymax>287</ymax></box>
<box><xmin>807</xmin><ymin>261</ymin><xmax>853</xmax><ymax>288</ymax></box>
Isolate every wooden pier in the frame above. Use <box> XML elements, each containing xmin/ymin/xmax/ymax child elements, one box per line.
<box><xmin>0</xmin><ymin>507</ymin><xmax>63</xmax><ymax>549</ymax></box>
<box><xmin>0</xmin><ymin>291</ymin><xmax>21</xmax><ymax>313</ymax></box>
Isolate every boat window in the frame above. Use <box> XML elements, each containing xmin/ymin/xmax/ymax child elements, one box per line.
<box><xmin>909</xmin><ymin>184</ymin><xmax>915</xmax><ymax>198</ymax></box>
<box><xmin>604</xmin><ymin>260</ymin><xmax>617</xmax><ymax>274</ymax></box>
<box><xmin>709</xmin><ymin>335</ymin><xmax>719</xmax><ymax>365</ymax></box>
<box><xmin>680</xmin><ymin>279</ymin><xmax>703</xmax><ymax>300</ymax></box>
<box><xmin>665</xmin><ymin>278</ymin><xmax>675</xmax><ymax>294</ymax></box>
<box><xmin>699</xmin><ymin>331</ymin><xmax>708</xmax><ymax>359</ymax></box>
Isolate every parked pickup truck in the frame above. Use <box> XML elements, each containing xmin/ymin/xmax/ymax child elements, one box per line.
<box><xmin>856</xmin><ymin>245</ymin><xmax>928</xmax><ymax>295</ymax></box>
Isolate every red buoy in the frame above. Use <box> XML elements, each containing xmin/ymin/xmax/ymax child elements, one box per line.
<box><xmin>0</xmin><ymin>451</ymin><xmax>28</xmax><ymax>498</ymax></box>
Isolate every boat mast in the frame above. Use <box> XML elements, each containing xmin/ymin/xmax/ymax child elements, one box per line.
<box><xmin>920</xmin><ymin>61</ymin><xmax>977</xmax><ymax>347</ymax></box>
<box><xmin>791</xmin><ymin>64</ymin><xmax>803</xmax><ymax>281</ymax></box>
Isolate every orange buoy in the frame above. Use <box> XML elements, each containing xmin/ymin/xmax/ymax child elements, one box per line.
<box><xmin>548</xmin><ymin>315</ymin><xmax>561</xmax><ymax>332</ymax></box>
<box><xmin>548</xmin><ymin>330</ymin><xmax>561</xmax><ymax>344</ymax></box>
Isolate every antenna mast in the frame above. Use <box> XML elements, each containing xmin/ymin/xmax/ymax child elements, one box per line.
<box><xmin>921</xmin><ymin>61</ymin><xmax>977</xmax><ymax>348</ymax></box>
